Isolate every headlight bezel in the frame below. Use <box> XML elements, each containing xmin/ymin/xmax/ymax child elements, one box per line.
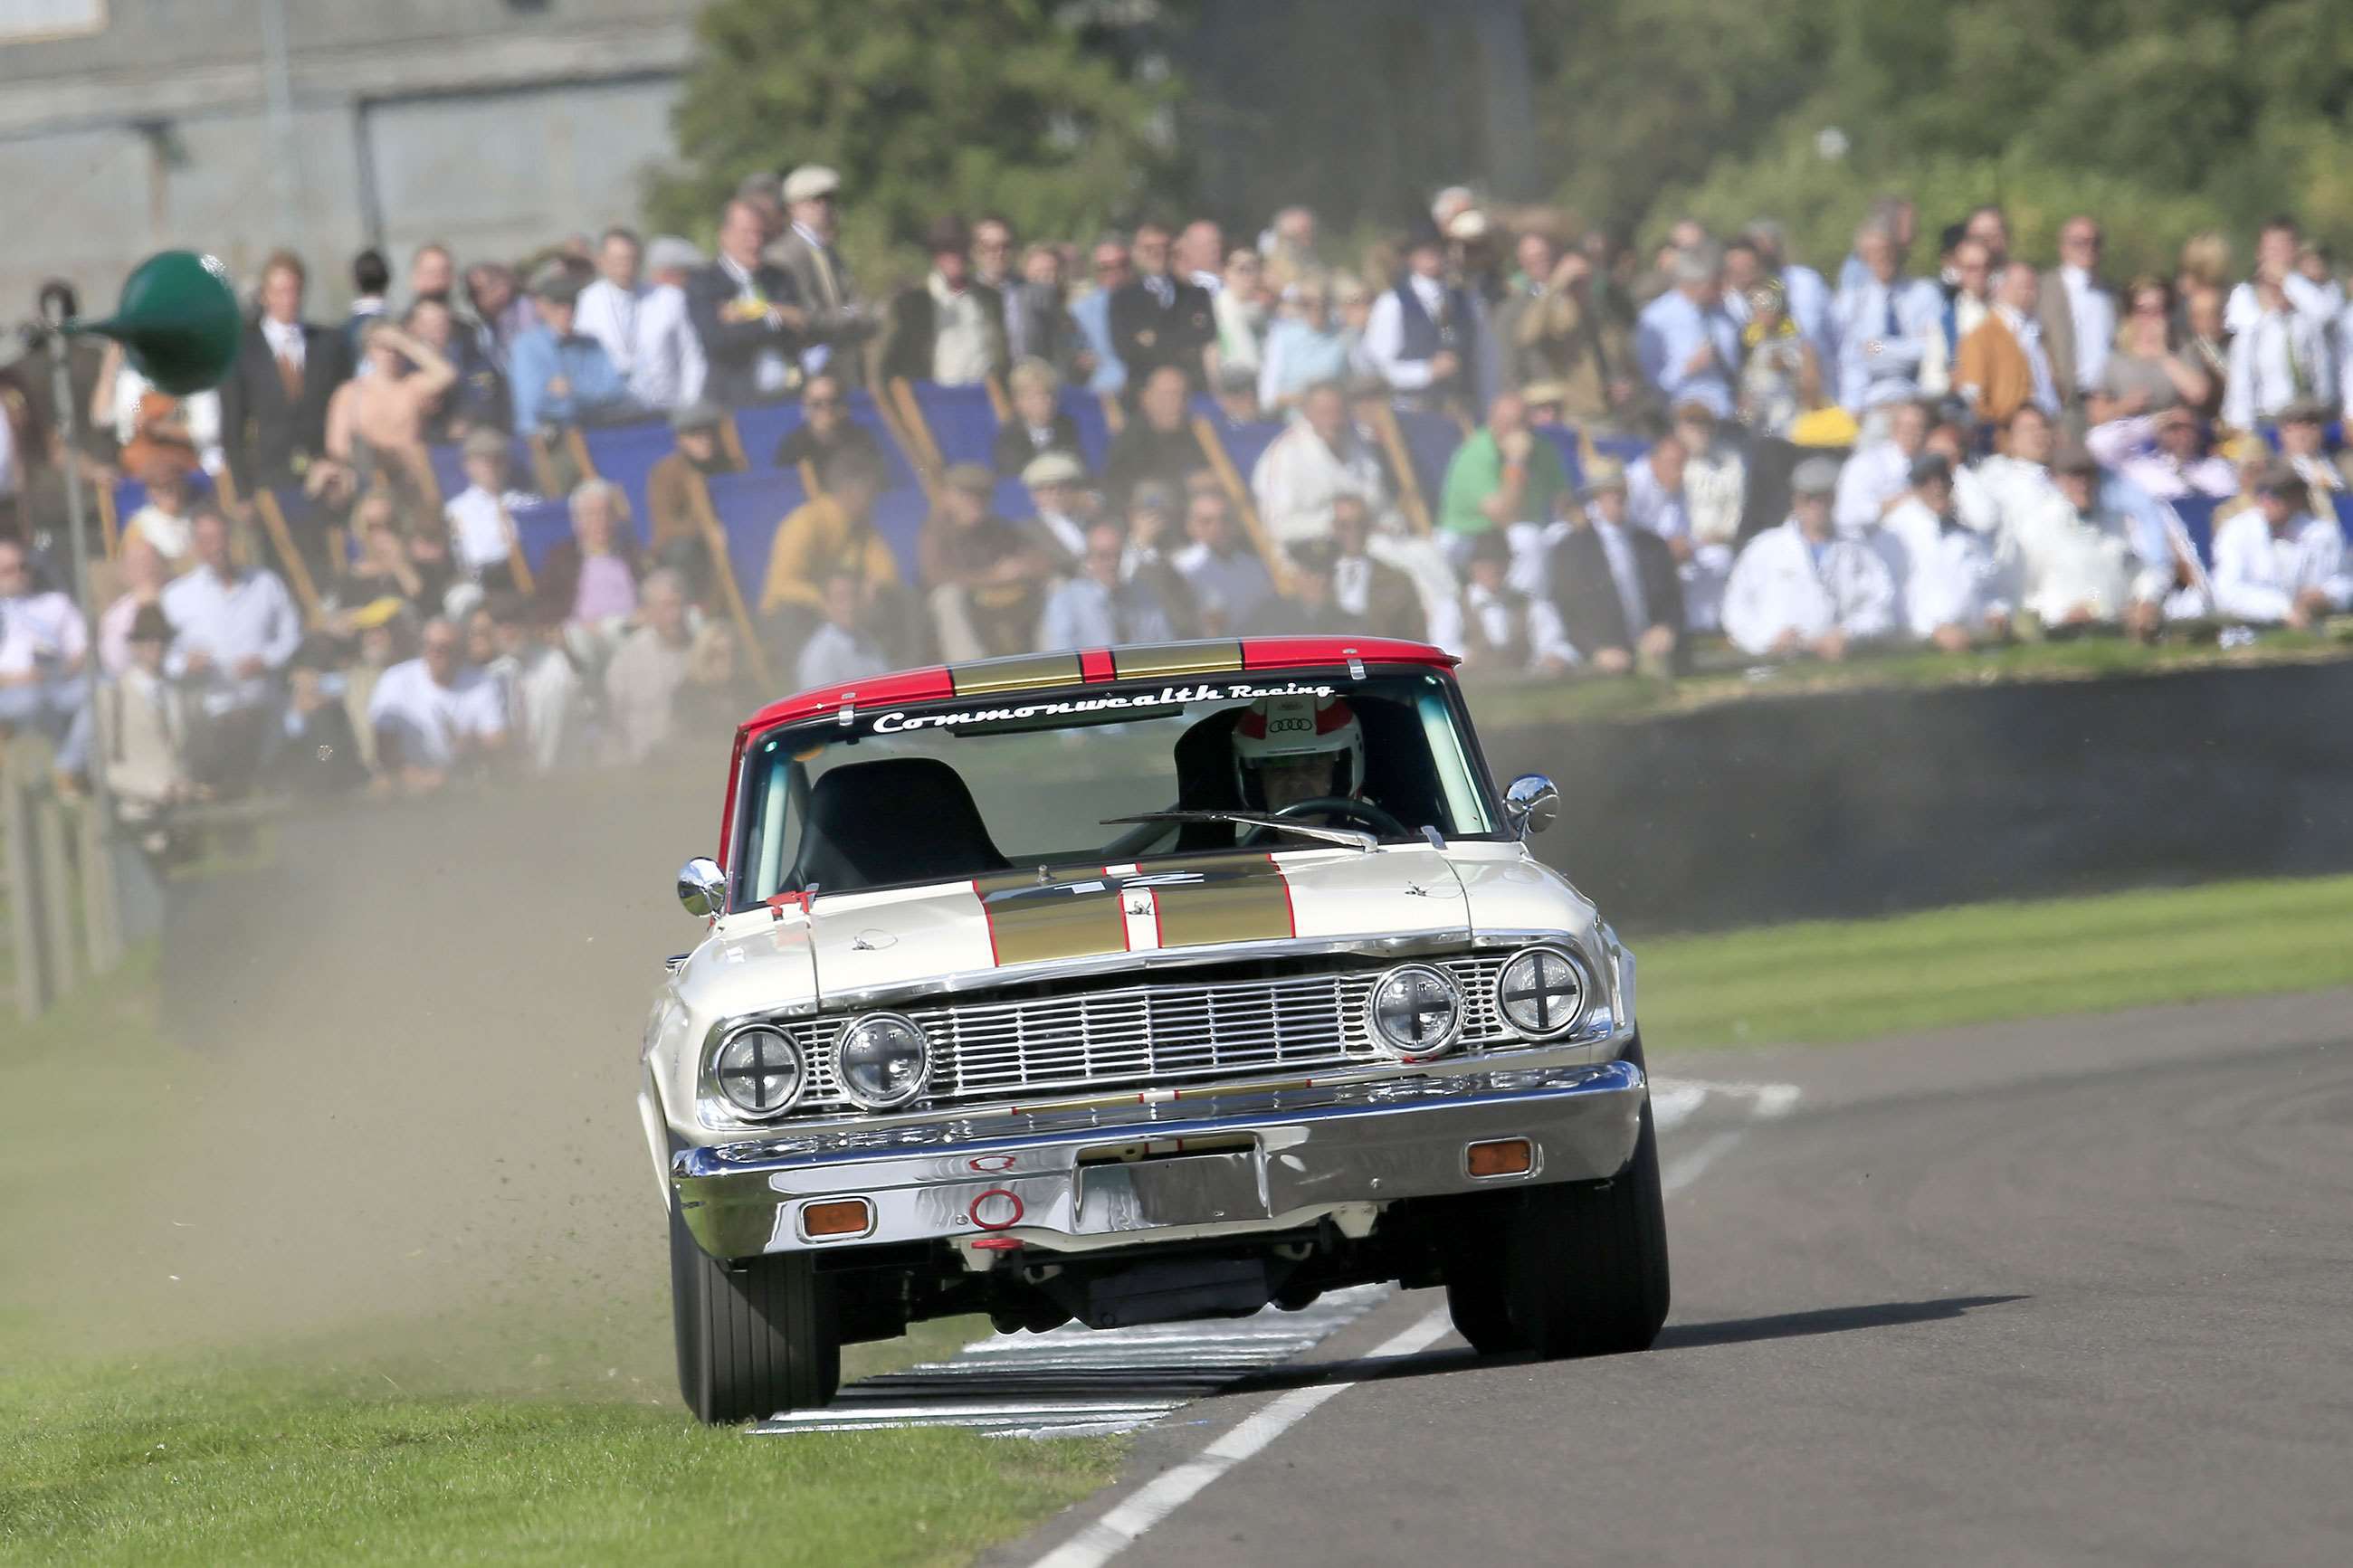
<box><xmin>831</xmin><ymin>1011</ymin><xmax>933</xmax><ymax>1111</ymax></box>
<box><xmin>1496</xmin><ymin>943</ymin><xmax>1592</xmax><ymax>1041</ymax></box>
<box><xmin>1365</xmin><ymin>961</ymin><xmax>1467</xmax><ymax>1060</ymax></box>
<box><xmin>709</xmin><ymin>1022</ymin><xmax>807</xmax><ymax>1120</ymax></box>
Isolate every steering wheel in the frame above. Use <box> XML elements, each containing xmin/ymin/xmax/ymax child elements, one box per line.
<box><xmin>1246</xmin><ymin>795</ymin><xmax>1407</xmax><ymax>843</ymax></box>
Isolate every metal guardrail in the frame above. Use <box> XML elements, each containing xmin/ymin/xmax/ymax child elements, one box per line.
<box><xmin>0</xmin><ymin>736</ymin><xmax>123</xmax><ymax>1023</ymax></box>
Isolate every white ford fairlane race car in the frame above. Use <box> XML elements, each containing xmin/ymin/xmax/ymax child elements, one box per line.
<box><xmin>644</xmin><ymin>636</ymin><xmax>1667</xmax><ymax>1423</ymax></box>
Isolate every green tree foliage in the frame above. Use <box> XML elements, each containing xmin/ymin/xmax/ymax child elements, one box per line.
<box><xmin>1533</xmin><ymin>0</ymin><xmax>2353</xmax><ymax>276</ymax></box>
<box><xmin>648</xmin><ymin>0</ymin><xmax>1187</xmax><ymax>286</ymax></box>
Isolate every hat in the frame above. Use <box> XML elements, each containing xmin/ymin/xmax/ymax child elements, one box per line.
<box><xmin>348</xmin><ymin>596</ymin><xmax>408</xmax><ymax>632</ymax></box>
<box><xmin>1519</xmin><ymin>379</ymin><xmax>1569</xmax><ymax>407</ymax></box>
<box><xmin>2254</xmin><ymin>459</ymin><xmax>2307</xmax><ymax>498</ymax></box>
<box><xmin>1216</xmin><ymin>362</ymin><xmax>1259</xmax><ymax>395</ymax></box>
<box><xmin>1404</xmin><ymin>214</ymin><xmax>1446</xmax><ymax>254</ymax></box>
<box><xmin>925</xmin><ymin>214</ymin><xmax>972</xmax><ymax>256</ymax></box>
<box><xmin>528</xmin><ymin>267</ymin><xmax>581</xmax><ymax>305</ymax></box>
<box><xmin>2050</xmin><ymin>440</ymin><xmax>2101</xmax><ymax>476</ymax></box>
<box><xmin>1908</xmin><ymin>453</ymin><xmax>1953</xmax><ymax>487</ymax></box>
<box><xmin>1021</xmin><ymin>451</ymin><xmax>1087</xmax><ymax>489</ymax></box>
<box><xmin>2279</xmin><ymin>397</ymin><xmax>2330</xmax><ymax>424</ymax></box>
<box><xmin>1446</xmin><ymin>209</ymin><xmax>1491</xmax><ymax>242</ymax></box>
<box><xmin>783</xmin><ymin>165</ymin><xmax>841</xmax><ymax>204</ymax></box>
<box><xmin>944</xmin><ymin>461</ymin><xmax>996</xmax><ymax>496</ymax></box>
<box><xmin>1577</xmin><ymin>455</ymin><xmax>1628</xmax><ymax>499</ymax></box>
<box><xmin>1671</xmin><ymin>396</ymin><xmax>1720</xmax><ymax>426</ymax></box>
<box><xmin>644</xmin><ymin>234</ymin><xmax>704</xmax><ymax>274</ymax></box>
<box><xmin>669</xmin><ymin>399</ymin><xmax>725</xmax><ymax>432</ymax></box>
<box><xmin>462</xmin><ymin>428</ymin><xmax>511</xmax><ymax>461</ymax></box>
<box><xmin>1791</xmin><ymin>455</ymin><xmax>1843</xmax><ymax>496</ymax></box>
<box><xmin>127</xmin><ymin>603</ymin><xmax>174</xmax><ymax>643</ymax></box>
<box><xmin>1129</xmin><ymin>481</ymin><xmax>1176</xmax><ymax>516</ymax></box>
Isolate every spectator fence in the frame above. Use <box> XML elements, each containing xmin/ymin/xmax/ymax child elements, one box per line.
<box><xmin>0</xmin><ymin>737</ymin><xmax>123</xmax><ymax>1023</ymax></box>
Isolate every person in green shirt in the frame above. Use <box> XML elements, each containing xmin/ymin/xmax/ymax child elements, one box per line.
<box><xmin>1437</xmin><ymin>390</ymin><xmax>1572</xmax><ymax>566</ymax></box>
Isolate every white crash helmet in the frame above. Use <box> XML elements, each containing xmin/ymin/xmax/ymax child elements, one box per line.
<box><xmin>1234</xmin><ymin>693</ymin><xmax>1365</xmax><ymax>807</ymax></box>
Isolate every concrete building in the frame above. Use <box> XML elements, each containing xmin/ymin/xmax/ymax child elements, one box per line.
<box><xmin>0</xmin><ymin>0</ymin><xmax>700</xmax><ymax>314</ymax></box>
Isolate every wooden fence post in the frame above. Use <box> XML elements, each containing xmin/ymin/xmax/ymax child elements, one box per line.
<box><xmin>32</xmin><ymin>794</ymin><xmax>77</xmax><ymax>996</ymax></box>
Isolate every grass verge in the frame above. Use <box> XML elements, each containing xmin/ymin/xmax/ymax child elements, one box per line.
<box><xmin>1635</xmin><ymin>872</ymin><xmax>2353</xmax><ymax>1049</ymax></box>
<box><xmin>9</xmin><ymin>873</ymin><xmax>2353</xmax><ymax>1563</ymax></box>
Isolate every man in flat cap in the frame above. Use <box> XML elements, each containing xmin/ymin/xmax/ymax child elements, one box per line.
<box><xmin>2017</xmin><ymin>438</ymin><xmax>2169</xmax><ymax>635</ymax></box>
<box><xmin>1721</xmin><ymin>453</ymin><xmax>1897</xmax><ymax>660</ymax></box>
<box><xmin>2210</xmin><ymin>459</ymin><xmax>2351</xmax><ymax>629</ymax></box>
<box><xmin>773</xmin><ymin>165</ymin><xmax>876</xmax><ymax>385</ymax></box>
<box><xmin>510</xmin><ymin>267</ymin><xmax>637</xmax><ymax>433</ymax></box>
<box><xmin>880</xmin><ymin>215</ymin><xmax>1008</xmax><ymax>387</ymax></box>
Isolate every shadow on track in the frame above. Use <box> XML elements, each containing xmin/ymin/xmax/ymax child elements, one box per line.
<box><xmin>1213</xmin><ymin>1293</ymin><xmax>2031</xmax><ymax>1399</ymax></box>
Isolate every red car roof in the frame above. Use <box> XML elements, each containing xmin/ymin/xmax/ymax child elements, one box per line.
<box><xmin>716</xmin><ymin>636</ymin><xmax>1457</xmax><ymax>865</ymax></box>
<box><xmin>735</xmin><ymin>635</ymin><xmax>1459</xmax><ymax>736</ymax></box>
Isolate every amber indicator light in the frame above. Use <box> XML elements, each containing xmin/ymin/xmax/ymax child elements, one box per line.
<box><xmin>801</xmin><ymin>1198</ymin><xmax>873</xmax><ymax>1239</ymax></box>
<box><xmin>1467</xmin><ymin>1138</ymin><xmax>1534</xmax><ymax>1177</ymax></box>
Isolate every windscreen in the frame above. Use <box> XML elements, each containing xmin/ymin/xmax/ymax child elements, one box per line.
<box><xmin>735</xmin><ymin>670</ymin><xmax>1500</xmax><ymax>904</ymax></box>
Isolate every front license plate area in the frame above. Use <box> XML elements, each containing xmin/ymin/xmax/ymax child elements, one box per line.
<box><xmin>1074</xmin><ymin>1148</ymin><xmax>1268</xmax><ymax>1233</ymax></box>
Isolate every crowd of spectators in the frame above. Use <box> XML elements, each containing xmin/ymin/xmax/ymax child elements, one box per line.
<box><xmin>4</xmin><ymin>167</ymin><xmax>2353</xmax><ymax>851</ymax></box>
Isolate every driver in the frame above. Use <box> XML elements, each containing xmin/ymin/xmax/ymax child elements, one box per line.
<box><xmin>1234</xmin><ymin>693</ymin><xmax>1367</xmax><ymax>813</ymax></box>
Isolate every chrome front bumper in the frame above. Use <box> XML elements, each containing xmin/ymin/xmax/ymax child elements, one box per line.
<box><xmin>670</xmin><ymin>1058</ymin><xmax>1648</xmax><ymax>1260</ymax></box>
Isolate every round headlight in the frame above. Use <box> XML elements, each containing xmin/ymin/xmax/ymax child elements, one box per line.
<box><xmin>833</xmin><ymin>1012</ymin><xmax>931</xmax><ymax>1110</ymax></box>
<box><xmin>1497</xmin><ymin>945</ymin><xmax>1588</xmax><ymax>1040</ymax></box>
<box><xmin>712</xmin><ymin>1024</ymin><xmax>805</xmax><ymax>1119</ymax></box>
<box><xmin>1367</xmin><ymin>964</ymin><xmax>1464</xmax><ymax>1059</ymax></box>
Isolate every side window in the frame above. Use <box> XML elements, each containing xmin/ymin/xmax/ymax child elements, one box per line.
<box><xmin>744</xmin><ymin>748</ymin><xmax>805</xmax><ymax>905</ymax></box>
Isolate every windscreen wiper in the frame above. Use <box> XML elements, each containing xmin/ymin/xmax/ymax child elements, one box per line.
<box><xmin>1100</xmin><ymin>810</ymin><xmax>1378</xmax><ymax>851</ymax></box>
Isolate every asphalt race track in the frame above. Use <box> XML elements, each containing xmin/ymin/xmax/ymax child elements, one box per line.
<box><xmin>999</xmin><ymin>990</ymin><xmax>2353</xmax><ymax>1568</ymax></box>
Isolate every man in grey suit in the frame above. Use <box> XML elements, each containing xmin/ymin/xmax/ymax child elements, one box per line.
<box><xmin>2037</xmin><ymin>214</ymin><xmax>2117</xmax><ymax>438</ymax></box>
<box><xmin>773</xmin><ymin>165</ymin><xmax>879</xmax><ymax>386</ymax></box>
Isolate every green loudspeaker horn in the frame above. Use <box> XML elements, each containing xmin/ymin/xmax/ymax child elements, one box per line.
<box><xmin>62</xmin><ymin>249</ymin><xmax>243</xmax><ymax>396</ymax></box>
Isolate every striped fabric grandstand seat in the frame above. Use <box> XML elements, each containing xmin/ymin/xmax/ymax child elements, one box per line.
<box><xmin>729</xmin><ymin>401</ymin><xmax>802</xmax><ymax>471</ymax></box>
<box><xmin>1392</xmin><ymin>408</ymin><xmax>1467</xmax><ymax>509</ymax></box>
<box><xmin>912</xmin><ymin>383</ymin><xmax>1000</xmax><ymax>470</ymax></box>
<box><xmin>2172</xmin><ymin>493</ymin><xmax>2220</xmax><ymax>567</ymax></box>
<box><xmin>1210</xmin><ymin>417</ymin><xmax>1287</xmax><ymax>491</ymax></box>
<box><xmin>2335</xmin><ymin>491</ymin><xmax>2353</xmax><ymax>545</ymax></box>
<box><xmin>1062</xmin><ymin>389</ymin><xmax>1115</xmax><ymax>469</ymax></box>
<box><xmin>701</xmin><ymin>469</ymin><xmax>808</xmax><ymax>610</ymax></box>
<box><xmin>510</xmin><ymin>496</ymin><xmax>574</xmax><ymax>572</ymax></box>
<box><xmin>1537</xmin><ymin>425</ymin><xmax>1587</xmax><ymax>490</ymax></box>
<box><xmin>577</xmin><ymin>418</ymin><xmax>677</xmax><ymax>545</ymax></box>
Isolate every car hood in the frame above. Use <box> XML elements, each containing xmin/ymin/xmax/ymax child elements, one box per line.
<box><xmin>795</xmin><ymin>845</ymin><xmax>1481</xmax><ymax>1009</ymax></box>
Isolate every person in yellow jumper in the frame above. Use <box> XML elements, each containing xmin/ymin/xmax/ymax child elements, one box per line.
<box><xmin>757</xmin><ymin>451</ymin><xmax>910</xmax><ymax>661</ymax></box>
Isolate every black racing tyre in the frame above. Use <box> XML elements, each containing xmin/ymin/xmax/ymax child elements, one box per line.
<box><xmin>1442</xmin><ymin>1199</ymin><xmax>1526</xmax><ymax>1354</ymax></box>
<box><xmin>670</xmin><ymin>1202</ymin><xmax>842</xmax><ymax>1424</ymax></box>
<box><xmin>1500</xmin><ymin>1093</ymin><xmax>1672</xmax><ymax>1358</ymax></box>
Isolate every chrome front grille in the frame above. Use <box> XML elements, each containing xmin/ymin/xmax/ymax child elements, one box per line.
<box><xmin>782</xmin><ymin>954</ymin><xmax>1511</xmax><ymax>1116</ymax></box>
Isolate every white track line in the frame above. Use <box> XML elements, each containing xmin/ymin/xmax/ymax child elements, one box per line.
<box><xmin>1025</xmin><ymin>1077</ymin><xmax>1799</xmax><ymax>1568</ymax></box>
<box><xmin>1029</xmin><ymin>1307</ymin><xmax>1456</xmax><ymax>1568</ymax></box>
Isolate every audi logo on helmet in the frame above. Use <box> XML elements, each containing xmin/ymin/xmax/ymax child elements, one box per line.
<box><xmin>1234</xmin><ymin>693</ymin><xmax>1366</xmax><ymax>806</ymax></box>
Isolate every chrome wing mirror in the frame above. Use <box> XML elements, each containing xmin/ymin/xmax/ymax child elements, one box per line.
<box><xmin>1503</xmin><ymin>774</ymin><xmax>1559</xmax><ymax>840</ymax></box>
<box><xmin>676</xmin><ymin>857</ymin><xmax>729</xmax><ymax>920</ymax></box>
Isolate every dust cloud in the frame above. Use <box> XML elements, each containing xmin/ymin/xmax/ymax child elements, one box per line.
<box><xmin>18</xmin><ymin>758</ymin><xmax>728</xmax><ymax>1401</ymax></box>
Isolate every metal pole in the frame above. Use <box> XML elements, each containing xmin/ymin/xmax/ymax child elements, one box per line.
<box><xmin>258</xmin><ymin>0</ymin><xmax>301</xmax><ymax>246</ymax></box>
<box><xmin>42</xmin><ymin>300</ymin><xmax>120</xmax><ymax>953</ymax></box>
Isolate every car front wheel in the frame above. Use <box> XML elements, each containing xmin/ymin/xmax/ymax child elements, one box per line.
<box><xmin>1446</xmin><ymin>1093</ymin><xmax>1671</xmax><ymax>1358</ymax></box>
<box><xmin>670</xmin><ymin>1202</ymin><xmax>842</xmax><ymax>1424</ymax></box>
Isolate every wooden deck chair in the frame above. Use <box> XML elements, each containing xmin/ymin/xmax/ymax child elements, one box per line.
<box><xmin>1099</xmin><ymin>391</ymin><xmax>1126</xmax><ymax>432</ymax></box>
<box><xmin>95</xmin><ymin>482</ymin><xmax>121</xmax><ymax>560</ymax></box>
<box><xmin>685</xmin><ymin>469</ymin><xmax>775</xmax><ymax>689</ymax></box>
<box><xmin>1364</xmin><ymin>401</ymin><xmax>1435</xmax><ymax>536</ymax></box>
<box><xmin>985</xmin><ymin>375</ymin><xmax>1013</xmax><ymax>423</ymax></box>
<box><xmin>881</xmin><ymin>379</ymin><xmax>946</xmax><ymax>504</ymax></box>
<box><xmin>797</xmin><ymin>459</ymin><xmax>824</xmax><ymax>499</ymax></box>
<box><xmin>718</xmin><ymin>413</ymin><xmax>750</xmax><ymax>472</ymax></box>
<box><xmin>524</xmin><ymin>430</ymin><xmax>567</xmax><ymax>496</ymax></box>
<box><xmin>1190</xmin><ymin>415</ymin><xmax>1295</xmax><ymax>595</ymax></box>
<box><xmin>251</xmin><ymin>489</ymin><xmax>326</xmax><ymax>625</ymax></box>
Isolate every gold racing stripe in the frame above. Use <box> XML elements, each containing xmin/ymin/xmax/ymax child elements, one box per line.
<box><xmin>1131</xmin><ymin>853</ymin><xmax>1296</xmax><ymax>950</ymax></box>
<box><xmin>949</xmin><ymin>651</ymin><xmax>1085</xmax><ymax>698</ymax></box>
<box><xmin>973</xmin><ymin>868</ymin><xmax>1129</xmax><ymax>965</ymax></box>
<box><xmin>973</xmin><ymin>855</ymin><xmax>1298</xmax><ymax>965</ymax></box>
<box><xmin>1109</xmin><ymin>641</ymin><xmax>1244</xmax><ymax>681</ymax></box>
